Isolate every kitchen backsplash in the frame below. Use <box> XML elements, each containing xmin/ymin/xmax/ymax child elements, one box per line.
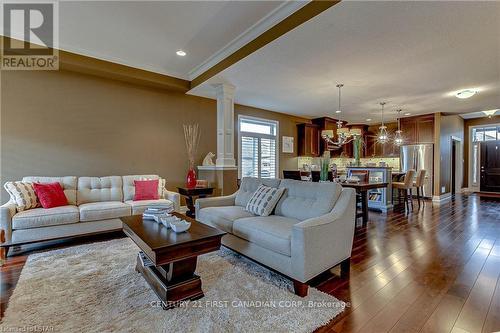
<box><xmin>298</xmin><ymin>156</ymin><xmax>400</xmax><ymax>171</ymax></box>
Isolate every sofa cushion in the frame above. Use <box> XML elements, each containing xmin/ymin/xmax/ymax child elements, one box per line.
<box><xmin>22</xmin><ymin>176</ymin><xmax>77</xmax><ymax>205</ymax></box>
<box><xmin>125</xmin><ymin>199</ymin><xmax>173</xmax><ymax>215</ymax></box>
<box><xmin>275</xmin><ymin>179</ymin><xmax>342</xmax><ymax>221</ymax></box>
<box><xmin>4</xmin><ymin>181</ymin><xmax>40</xmax><ymax>211</ymax></box>
<box><xmin>133</xmin><ymin>180</ymin><xmax>159</xmax><ymax>201</ymax></box>
<box><xmin>122</xmin><ymin>175</ymin><xmax>165</xmax><ymax>201</ymax></box>
<box><xmin>12</xmin><ymin>205</ymin><xmax>79</xmax><ymax>230</ymax></box>
<box><xmin>233</xmin><ymin>215</ymin><xmax>300</xmax><ymax>256</ymax></box>
<box><xmin>79</xmin><ymin>201</ymin><xmax>131</xmax><ymax>222</ymax></box>
<box><xmin>235</xmin><ymin>177</ymin><xmax>281</xmax><ymax>207</ymax></box>
<box><xmin>33</xmin><ymin>182</ymin><xmax>68</xmax><ymax>208</ymax></box>
<box><xmin>77</xmin><ymin>176</ymin><xmax>123</xmax><ymax>205</ymax></box>
<box><xmin>245</xmin><ymin>185</ymin><xmax>285</xmax><ymax>216</ymax></box>
<box><xmin>197</xmin><ymin>206</ymin><xmax>255</xmax><ymax>233</ymax></box>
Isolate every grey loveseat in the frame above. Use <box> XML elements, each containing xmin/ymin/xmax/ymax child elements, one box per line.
<box><xmin>0</xmin><ymin>175</ymin><xmax>180</xmax><ymax>256</ymax></box>
<box><xmin>195</xmin><ymin>177</ymin><xmax>356</xmax><ymax>296</ymax></box>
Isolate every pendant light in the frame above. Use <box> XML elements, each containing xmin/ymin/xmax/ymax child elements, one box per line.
<box><xmin>378</xmin><ymin>102</ymin><xmax>389</xmax><ymax>144</ymax></box>
<box><xmin>336</xmin><ymin>83</ymin><xmax>344</xmax><ymax>130</ymax></box>
<box><xmin>394</xmin><ymin>109</ymin><xmax>404</xmax><ymax>146</ymax></box>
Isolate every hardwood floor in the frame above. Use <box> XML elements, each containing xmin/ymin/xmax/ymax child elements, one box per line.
<box><xmin>1</xmin><ymin>194</ymin><xmax>499</xmax><ymax>332</ymax></box>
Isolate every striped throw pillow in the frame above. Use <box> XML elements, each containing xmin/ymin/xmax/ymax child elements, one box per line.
<box><xmin>245</xmin><ymin>185</ymin><xmax>285</xmax><ymax>216</ymax></box>
<box><xmin>4</xmin><ymin>181</ymin><xmax>40</xmax><ymax>211</ymax></box>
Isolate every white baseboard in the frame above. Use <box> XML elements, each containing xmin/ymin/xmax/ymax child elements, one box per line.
<box><xmin>432</xmin><ymin>193</ymin><xmax>452</xmax><ymax>203</ymax></box>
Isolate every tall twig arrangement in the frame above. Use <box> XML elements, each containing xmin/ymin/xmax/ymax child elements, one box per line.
<box><xmin>183</xmin><ymin>124</ymin><xmax>201</xmax><ymax>169</ymax></box>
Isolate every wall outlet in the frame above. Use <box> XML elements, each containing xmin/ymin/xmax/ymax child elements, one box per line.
<box><xmin>441</xmin><ymin>186</ymin><xmax>446</xmax><ymax>193</ymax></box>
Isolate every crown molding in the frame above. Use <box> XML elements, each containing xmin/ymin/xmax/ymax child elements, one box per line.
<box><xmin>190</xmin><ymin>0</ymin><xmax>340</xmax><ymax>89</ymax></box>
<box><xmin>188</xmin><ymin>1</ymin><xmax>308</xmax><ymax>81</ymax></box>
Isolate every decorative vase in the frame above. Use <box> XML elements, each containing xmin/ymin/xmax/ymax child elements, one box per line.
<box><xmin>186</xmin><ymin>168</ymin><xmax>197</xmax><ymax>188</ymax></box>
<box><xmin>320</xmin><ymin>151</ymin><xmax>330</xmax><ymax>181</ymax></box>
<box><xmin>353</xmin><ymin>137</ymin><xmax>361</xmax><ymax>166</ymax></box>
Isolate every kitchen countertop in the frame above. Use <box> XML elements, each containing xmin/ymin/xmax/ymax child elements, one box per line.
<box><xmin>346</xmin><ymin>166</ymin><xmax>393</xmax><ymax>169</ymax></box>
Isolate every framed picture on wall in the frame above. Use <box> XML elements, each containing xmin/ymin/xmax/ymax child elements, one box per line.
<box><xmin>282</xmin><ymin>136</ymin><xmax>294</xmax><ymax>153</ymax></box>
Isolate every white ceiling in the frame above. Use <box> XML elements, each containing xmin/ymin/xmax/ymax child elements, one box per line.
<box><xmin>57</xmin><ymin>1</ymin><xmax>288</xmax><ymax>79</ymax></box>
<box><xmin>190</xmin><ymin>1</ymin><xmax>500</xmax><ymax>124</ymax></box>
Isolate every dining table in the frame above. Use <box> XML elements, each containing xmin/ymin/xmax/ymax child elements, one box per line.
<box><xmin>340</xmin><ymin>181</ymin><xmax>389</xmax><ymax>226</ymax></box>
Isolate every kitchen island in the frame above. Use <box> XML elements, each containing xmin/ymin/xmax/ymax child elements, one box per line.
<box><xmin>346</xmin><ymin>166</ymin><xmax>394</xmax><ymax>212</ymax></box>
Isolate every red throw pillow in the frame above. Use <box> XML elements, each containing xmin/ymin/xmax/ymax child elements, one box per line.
<box><xmin>33</xmin><ymin>182</ymin><xmax>68</xmax><ymax>209</ymax></box>
<box><xmin>134</xmin><ymin>179</ymin><xmax>159</xmax><ymax>201</ymax></box>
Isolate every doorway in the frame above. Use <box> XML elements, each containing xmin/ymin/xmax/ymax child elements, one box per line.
<box><xmin>480</xmin><ymin>140</ymin><xmax>500</xmax><ymax>192</ymax></box>
<box><xmin>452</xmin><ymin>140</ymin><xmax>457</xmax><ymax>194</ymax></box>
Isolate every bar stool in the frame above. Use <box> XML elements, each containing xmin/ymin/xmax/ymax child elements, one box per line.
<box><xmin>392</xmin><ymin>169</ymin><xmax>416</xmax><ymax>211</ymax></box>
<box><xmin>413</xmin><ymin>170</ymin><xmax>426</xmax><ymax>207</ymax></box>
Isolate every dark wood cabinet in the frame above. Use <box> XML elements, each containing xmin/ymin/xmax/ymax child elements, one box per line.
<box><xmin>400</xmin><ymin>114</ymin><xmax>434</xmax><ymax>144</ymax></box>
<box><xmin>297</xmin><ymin>123</ymin><xmax>320</xmax><ymax>157</ymax></box>
<box><xmin>364</xmin><ymin>123</ymin><xmax>399</xmax><ymax>157</ymax></box>
<box><xmin>311</xmin><ymin>117</ymin><xmax>341</xmax><ymax>156</ymax></box>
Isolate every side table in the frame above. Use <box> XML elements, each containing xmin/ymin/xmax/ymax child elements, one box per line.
<box><xmin>177</xmin><ymin>187</ymin><xmax>214</xmax><ymax>218</ymax></box>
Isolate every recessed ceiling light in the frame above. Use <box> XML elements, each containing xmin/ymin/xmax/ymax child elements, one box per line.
<box><xmin>366</xmin><ymin>118</ymin><xmax>372</xmax><ymax>121</ymax></box>
<box><xmin>455</xmin><ymin>89</ymin><xmax>477</xmax><ymax>99</ymax></box>
<box><xmin>176</xmin><ymin>50</ymin><xmax>186</xmax><ymax>57</ymax></box>
<box><xmin>335</xmin><ymin>110</ymin><xmax>342</xmax><ymax>114</ymax></box>
<box><xmin>404</xmin><ymin>112</ymin><xmax>411</xmax><ymax>116</ymax></box>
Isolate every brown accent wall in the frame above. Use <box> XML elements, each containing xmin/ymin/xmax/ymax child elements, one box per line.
<box><xmin>463</xmin><ymin>115</ymin><xmax>500</xmax><ymax>188</ymax></box>
<box><xmin>0</xmin><ymin>70</ymin><xmax>307</xmax><ymax>203</ymax></box>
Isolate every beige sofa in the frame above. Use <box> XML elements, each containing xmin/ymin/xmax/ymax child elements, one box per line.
<box><xmin>196</xmin><ymin>177</ymin><xmax>356</xmax><ymax>296</ymax></box>
<box><xmin>0</xmin><ymin>175</ymin><xmax>180</xmax><ymax>252</ymax></box>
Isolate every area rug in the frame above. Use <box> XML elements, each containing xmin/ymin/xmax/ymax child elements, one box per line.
<box><xmin>0</xmin><ymin>238</ymin><xmax>345</xmax><ymax>333</ymax></box>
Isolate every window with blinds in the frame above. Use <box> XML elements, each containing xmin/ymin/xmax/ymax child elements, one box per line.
<box><xmin>238</xmin><ymin>116</ymin><xmax>278</xmax><ymax>179</ymax></box>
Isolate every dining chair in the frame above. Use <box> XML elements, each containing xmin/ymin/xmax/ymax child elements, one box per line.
<box><xmin>348</xmin><ymin>170</ymin><xmax>369</xmax><ymax>183</ymax></box>
<box><xmin>347</xmin><ymin>170</ymin><xmax>369</xmax><ymax>219</ymax></box>
<box><xmin>413</xmin><ymin>170</ymin><xmax>426</xmax><ymax>207</ymax></box>
<box><xmin>392</xmin><ymin>169</ymin><xmax>416</xmax><ymax>211</ymax></box>
<box><xmin>283</xmin><ymin>170</ymin><xmax>302</xmax><ymax>180</ymax></box>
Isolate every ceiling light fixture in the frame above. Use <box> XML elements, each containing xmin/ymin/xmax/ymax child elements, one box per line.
<box><xmin>176</xmin><ymin>50</ymin><xmax>187</xmax><ymax>56</ymax></box>
<box><xmin>482</xmin><ymin>109</ymin><xmax>499</xmax><ymax>118</ymax></box>
<box><xmin>366</xmin><ymin>118</ymin><xmax>372</xmax><ymax>121</ymax></box>
<box><xmin>377</xmin><ymin>102</ymin><xmax>389</xmax><ymax>144</ymax></box>
<box><xmin>335</xmin><ymin>83</ymin><xmax>344</xmax><ymax>116</ymax></box>
<box><xmin>455</xmin><ymin>89</ymin><xmax>477</xmax><ymax>99</ymax></box>
<box><xmin>394</xmin><ymin>109</ymin><xmax>404</xmax><ymax>146</ymax></box>
<box><xmin>404</xmin><ymin>112</ymin><xmax>411</xmax><ymax>116</ymax></box>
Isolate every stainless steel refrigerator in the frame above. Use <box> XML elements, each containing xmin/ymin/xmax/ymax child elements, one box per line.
<box><xmin>400</xmin><ymin>144</ymin><xmax>434</xmax><ymax>198</ymax></box>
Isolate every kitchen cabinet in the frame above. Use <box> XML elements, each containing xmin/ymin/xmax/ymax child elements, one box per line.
<box><xmin>400</xmin><ymin>114</ymin><xmax>434</xmax><ymax>144</ymax></box>
<box><xmin>311</xmin><ymin>117</ymin><xmax>342</xmax><ymax>157</ymax></box>
<box><xmin>364</xmin><ymin>123</ymin><xmax>399</xmax><ymax>157</ymax></box>
<box><xmin>297</xmin><ymin>123</ymin><xmax>320</xmax><ymax>157</ymax></box>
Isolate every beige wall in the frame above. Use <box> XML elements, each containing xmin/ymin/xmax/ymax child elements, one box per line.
<box><xmin>1</xmin><ymin>69</ymin><xmax>307</xmax><ymax>203</ymax></box>
<box><xmin>439</xmin><ymin>114</ymin><xmax>464</xmax><ymax>195</ymax></box>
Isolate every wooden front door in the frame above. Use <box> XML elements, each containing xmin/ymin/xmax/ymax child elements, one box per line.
<box><xmin>480</xmin><ymin>140</ymin><xmax>500</xmax><ymax>192</ymax></box>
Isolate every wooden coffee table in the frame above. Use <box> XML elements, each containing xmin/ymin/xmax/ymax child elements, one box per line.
<box><xmin>121</xmin><ymin>212</ymin><xmax>225</xmax><ymax>309</ymax></box>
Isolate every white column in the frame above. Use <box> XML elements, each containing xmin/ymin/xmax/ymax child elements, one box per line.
<box><xmin>214</xmin><ymin>83</ymin><xmax>236</xmax><ymax>167</ymax></box>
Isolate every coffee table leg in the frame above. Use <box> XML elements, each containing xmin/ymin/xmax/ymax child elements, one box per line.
<box><xmin>136</xmin><ymin>254</ymin><xmax>204</xmax><ymax>309</ymax></box>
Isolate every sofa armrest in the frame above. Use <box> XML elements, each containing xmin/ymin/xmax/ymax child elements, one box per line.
<box><xmin>164</xmin><ymin>190</ymin><xmax>181</xmax><ymax>212</ymax></box>
<box><xmin>291</xmin><ymin>188</ymin><xmax>356</xmax><ymax>282</ymax></box>
<box><xmin>0</xmin><ymin>201</ymin><xmax>17</xmax><ymax>243</ymax></box>
<box><xmin>195</xmin><ymin>193</ymin><xmax>237</xmax><ymax>213</ymax></box>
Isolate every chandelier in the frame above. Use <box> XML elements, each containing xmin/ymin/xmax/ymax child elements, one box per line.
<box><xmin>394</xmin><ymin>109</ymin><xmax>404</xmax><ymax>145</ymax></box>
<box><xmin>377</xmin><ymin>102</ymin><xmax>389</xmax><ymax>144</ymax></box>
<box><xmin>321</xmin><ymin>84</ymin><xmax>363</xmax><ymax>149</ymax></box>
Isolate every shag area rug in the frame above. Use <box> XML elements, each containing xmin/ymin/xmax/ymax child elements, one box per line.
<box><xmin>0</xmin><ymin>238</ymin><xmax>345</xmax><ymax>333</ymax></box>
